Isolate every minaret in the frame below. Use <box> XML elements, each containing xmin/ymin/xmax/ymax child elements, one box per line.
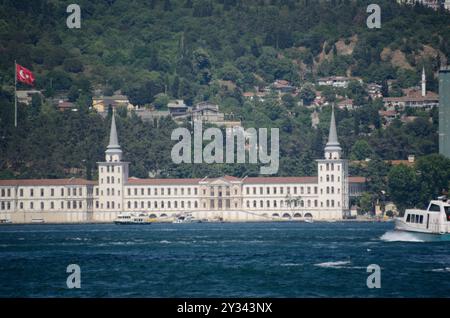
<box><xmin>105</xmin><ymin>112</ymin><xmax>122</xmax><ymax>162</ymax></box>
<box><xmin>324</xmin><ymin>106</ymin><xmax>342</xmax><ymax>160</ymax></box>
<box><xmin>95</xmin><ymin>112</ymin><xmax>129</xmax><ymax>220</ymax></box>
<box><xmin>422</xmin><ymin>67</ymin><xmax>426</xmax><ymax>97</ymax></box>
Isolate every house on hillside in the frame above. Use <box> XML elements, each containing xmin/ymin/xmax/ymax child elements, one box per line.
<box><xmin>92</xmin><ymin>94</ymin><xmax>135</xmax><ymax>113</ymax></box>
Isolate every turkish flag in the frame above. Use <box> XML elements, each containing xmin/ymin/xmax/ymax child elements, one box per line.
<box><xmin>16</xmin><ymin>63</ymin><xmax>35</xmax><ymax>86</ymax></box>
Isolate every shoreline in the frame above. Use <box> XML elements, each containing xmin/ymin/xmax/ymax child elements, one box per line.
<box><xmin>0</xmin><ymin>218</ymin><xmax>394</xmax><ymax>225</ymax></box>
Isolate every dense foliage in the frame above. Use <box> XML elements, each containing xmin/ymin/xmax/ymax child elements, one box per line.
<box><xmin>0</xmin><ymin>0</ymin><xmax>449</xmax><ymax>210</ymax></box>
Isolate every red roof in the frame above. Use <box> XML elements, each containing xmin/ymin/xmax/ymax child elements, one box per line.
<box><xmin>0</xmin><ymin>176</ymin><xmax>366</xmax><ymax>187</ymax></box>
<box><xmin>0</xmin><ymin>178</ymin><xmax>96</xmax><ymax>186</ymax></box>
<box><xmin>243</xmin><ymin>176</ymin><xmax>318</xmax><ymax>184</ymax></box>
<box><xmin>349</xmin><ymin>177</ymin><xmax>366</xmax><ymax>183</ymax></box>
<box><xmin>127</xmin><ymin>177</ymin><xmax>202</xmax><ymax>185</ymax></box>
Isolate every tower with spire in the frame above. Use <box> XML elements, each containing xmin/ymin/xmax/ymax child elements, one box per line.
<box><xmin>95</xmin><ymin>112</ymin><xmax>129</xmax><ymax>220</ymax></box>
<box><xmin>422</xmin><ymin>67</ymin><xmax>426</xmax><ymax>97</ymax></box>
<box><xmin>316</xmin><ymin>106</ymin><xmax>349</xmax><ymax>218</ymax></box>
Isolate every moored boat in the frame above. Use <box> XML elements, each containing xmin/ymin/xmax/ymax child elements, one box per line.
<box><xmin>114</xmin><ymin>213</ymin><xmax>154</xmax><ymax>225</ymax></box>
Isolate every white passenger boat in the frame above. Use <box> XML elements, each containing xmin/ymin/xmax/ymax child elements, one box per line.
<box><xmin>394</xmin><ymin>197</ymin><xmax>450</xmax><ymax>240</ymax></box>
<box><xmin>114</xmin><ymin>213</ymin><xmax>154</xmax><ymax>225</ymax></box>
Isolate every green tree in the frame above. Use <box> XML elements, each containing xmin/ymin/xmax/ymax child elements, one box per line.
<box><xmin>350</xmin><ymin>140</ymin><xmax>374</xmax><ymax>160</ymax></box>
<box><xmin>299</xmin><ymin>84</ymin><xmax>316</xmax><ymax>106</ymax></box>
<box><xmin>387</xmin><ymin>164</ymin><xmax>419</xmax><ymax>213</ymax></box>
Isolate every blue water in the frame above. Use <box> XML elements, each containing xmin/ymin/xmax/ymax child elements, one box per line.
<box><xmin>0</xmin><ymin>222</ymin><xmax>449</xmax><ymax>297</ymax></box>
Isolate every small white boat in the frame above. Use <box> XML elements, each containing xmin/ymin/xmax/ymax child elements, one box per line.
<box><xmin>114</xmin><ymin>213</ymin><xmax>154</xmax><ymax>225</ymax></box>
<box><xmin>304</xmin><ymin>218</ymin><xmax>314</xmax><ymax>224</ymax></box>
<box><xmin>173</xmin><ymin>213</ymin><xmax>199</xmax><ymax>224</ymax></box>
<box><xmin>394</xmin><ymin>197</ymin><xmax>450</xmax><ymax>240</ymax></box>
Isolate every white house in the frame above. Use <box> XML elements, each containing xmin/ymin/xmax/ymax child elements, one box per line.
<box><xmin>0</xmin><ymin>109</ymin><xmax>365</xmax><ymax>223</ymax></box>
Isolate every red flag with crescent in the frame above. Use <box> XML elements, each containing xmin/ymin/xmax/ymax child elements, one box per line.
<box><xmin>16</xmin><ymin>63</ymin><xmax>35</xmax><ymax>86</ymax></box>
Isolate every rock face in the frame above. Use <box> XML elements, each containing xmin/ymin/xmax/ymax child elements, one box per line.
<box><xmin>381</xmin><ymin>48</ymin><xmax>414</xmax><ymax>70</ymax></box>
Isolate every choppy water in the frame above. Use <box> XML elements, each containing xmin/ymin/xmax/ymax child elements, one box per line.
<box><xmin>0</xmin><ymin>222</ymin><xmax>449</xmax><ymax>297</ymax></box>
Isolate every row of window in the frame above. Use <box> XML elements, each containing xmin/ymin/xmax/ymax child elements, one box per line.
<box><xmin>126</xmin><ymin>187</ymin><xmax>199</xmax><ymax>197</ymax></box>
<box><xmin>0</xmin><ymin>187</ymin><xmax>85</xmax><ymax>198</ymax></box>
<box><xmin>125</xmin><ymin>200</ymin><xmax>200</xmax><ymax>210</ymax></box>
<box><xmin>245</xmin><ymin>186</ymin><xmax>318</xmax><ymax>196</ymax></box>
<box><xmin>100</xmin><ymin>176</ymin><xmax>121</xmax><ymax>185</ymax></box>
<box><xmin>245</xmin><ymin>199</ymin><xmax>339</xmax><ymax>209</ymax></box>
<box><xmin>406</xmin><ymin>214</ymin><xmax>424</xmax><ymax>224</ymax></box>
<box><xmin>0</xmin><ymin>200</ymin><xmax>84</xmax><ymax>210</ymax></box>
<box><xmin>319</xmin><ymin>163</ymin><xmax>341</xmax><ymax>172</ymax></box>
<box><xmin>100</xmin><ymin>166</ymin><xmax>121</xmax><ymax>173</ymax></box>
<box><xmin>320</xmin><ymin>175</ymin><xmax>341</xmax><ymax>183</ymax></box>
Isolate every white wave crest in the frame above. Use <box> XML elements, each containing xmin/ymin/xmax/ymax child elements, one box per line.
<box><xmin>380</xmin><ymin>231</ymin><xmax>424</xmax><ymax>242</ymax></box>
<box><xmin>314</xmin><ymin>260</ymin><xmax>351</xmax><ymax>268</ymax></box>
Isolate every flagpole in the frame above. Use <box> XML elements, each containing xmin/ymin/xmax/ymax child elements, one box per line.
<box><xmin>14</xmin><ymin>60</ymin><xmax>17</xmax><ymax>128</ymax></box>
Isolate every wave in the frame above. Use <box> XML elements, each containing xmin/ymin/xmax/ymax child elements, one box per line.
<box><xmin>280</xmin><ymin>263</ymin><xmax>303</xmax><ymax>267</ymax></box>
<box><xmin>380</xmin><ymin>231</ymin><xmax>425</xmax><ymax>242</ymax></box>
<box><xmin>314</xmin><ymin>260</ymin><xmax>351</xmax><ymax>268</ymax></box>
<box><xmin>429</xmin><ymin>267</ymin><xmax>450</xmax><ymax>273</ymax></box>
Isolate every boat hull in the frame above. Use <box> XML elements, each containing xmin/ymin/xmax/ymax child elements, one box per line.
<box><xmin>114</xmin><ymin>221</ymin><xmax>152</xmax><ymax>225</ymax></box>
<box><xmin>393</xmin><ymin>229</ymin><xmax>450</xmax><ymax>242</ymax></box>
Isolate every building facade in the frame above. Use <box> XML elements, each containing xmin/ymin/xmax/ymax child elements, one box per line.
<box><xmin>0</xmin><ymin>109</ymin><xmax>365</xmax><ymax>223</ymax></box>
<box><xmin>439</xmin><ymin>67</ymin><xmax>450</xmax><ymax>158</ymax></box>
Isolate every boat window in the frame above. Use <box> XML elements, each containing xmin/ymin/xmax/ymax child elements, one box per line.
<box><xmin>429</xmin><ymin>204</ymin><xmax>441</xmax><ymax>212</ymax></box>
<box><xmin>406</xmin><ymin>214</ymin><xmax>411</xmax><ymax>222</ymax></box>
<box><xmin>419</xmin><ymin>215</ymin><xmax>423</xmax><ymax>224</ymax></box>
<box><xmin>445</xmin><ymin>207</ymin><xmax>450</xmax><ymax>221</ymax></box>
<box><xmin>415</xmin><ymin>215</ymin><xmax>420</xmax><ymax>224</ymax></box>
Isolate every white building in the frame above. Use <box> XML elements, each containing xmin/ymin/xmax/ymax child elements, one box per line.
<box><xmin>0</xmin><ymin>109</ymin><xmax>365</xmax><ymax>223</ymax></box>
<box><xmin>317</xmin><ymin>76</ymin><xmax>362</xmax><ymax>89</ymax></box>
